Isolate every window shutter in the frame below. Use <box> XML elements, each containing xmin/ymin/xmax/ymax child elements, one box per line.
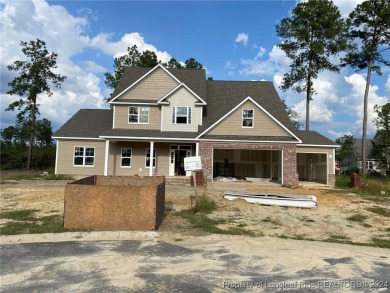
<box><xmin>172</xmin><ymin>107</ymin><xmax>176</xmax><ymax>123</ymax></box>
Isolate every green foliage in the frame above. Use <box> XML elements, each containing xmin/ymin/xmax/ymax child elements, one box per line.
<box><xmin>184</xmin><ymin>58</ymin><xmax>203</xmax><ymax>69</ymax></box>
<box><xmin>0</xmin><ymin>209</ymin><xmax>68</xmax><ymax>235</ymax></box>
<box><xmin>276</xmin><ymin>0</ymin><xmax>348</xmax><ymax>130</ymax></box>
<box><xmin>193</xmin><ymin>195</ymin><xmax>217</xmax><ymax>214</ymax></box>
<box><xmin>281</xmin><ymin>99</ymin><xmax>302</xmax><ymax>130</ymax></box>
<box><xmin>372</xmin><ymin>103</ymin><xmax>390</xmax><ymax>175</ymax></box>
<box><xmin>6</xmin><ymin>39</ymin><xmax>66</xmax><ymax>170</ymax></box>
<box><xmin>343</xmin><ymin>0</ymin><xmax>390</xmax><ymax>178</ymax></box>
<box><xmin>347</xmin><ymin>214</ymin><xmax>368</xmax><ymax>222</ymax></box>
<box><xmin>336</xmin><ymin>134</ymin><xmax>357</xmax><ymax>172</ymax></box>
<box><xmin>366</xmin><ymin>206</ymin><xmax>390</xmax><ymax>217</ymax></box>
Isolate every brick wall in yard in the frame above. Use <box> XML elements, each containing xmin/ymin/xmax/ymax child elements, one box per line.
<box><xmin>200</xmin><ymin>142</ymin><xmax>298</xmax><ymax>186</ymax></box>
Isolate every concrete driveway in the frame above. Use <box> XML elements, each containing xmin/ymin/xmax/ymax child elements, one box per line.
<box><xmin>1</xmin><ymin>232</ymin><xmax>389</xmax><ymax>292</ymax></box>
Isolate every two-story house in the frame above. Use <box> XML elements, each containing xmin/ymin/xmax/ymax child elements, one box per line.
<box><xmin>53</xmin><ymin>64</ymin><xmax>338</xmax><ymax>186</ymax></box>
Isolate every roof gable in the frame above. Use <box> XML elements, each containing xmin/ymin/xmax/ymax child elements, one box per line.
<box><xmin>197</xmin><ymin>97</ymin><xmax>301</xmax><ymax>142</ymax></box>
<box><xmin>110</xmin><ymin>64</ymin><xmax>180</xmax><ymax>103</ymax></box>
<box><xmin>158</xmin><ymin>83</ymin><xmax>206</xmax><ymax>105</ymax></box>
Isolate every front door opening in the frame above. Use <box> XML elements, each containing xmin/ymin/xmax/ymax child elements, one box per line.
<box><xmin>175</xmin><ymin>150</ymin><xmax>187</xmax><ymax>176</ymax></box>
<box><xmin>169</xmin><ymin>145</ymin><xmax>192</xmax><ymax>176</ymax></box>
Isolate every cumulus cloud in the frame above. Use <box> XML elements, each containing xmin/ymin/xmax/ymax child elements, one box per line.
<box><xmin>234</xmin><ymin>32</ymin><xmax>249</xmax><ymax>46</ymax></box>
<box><xmin>0</xmin><ymin>0</ymin><xmax>176</xmax><ymax>131</ymax></box>
<box><xmin>90</xmin><ymin>32</ymin><xmax>172</xmax><ymax>62</ymax></box>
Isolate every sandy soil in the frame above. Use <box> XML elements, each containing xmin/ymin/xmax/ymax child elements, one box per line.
<box><xmin>1</xmin><ymin>179</ymin><xmax>389</xmax><ymax>245</ymax></box>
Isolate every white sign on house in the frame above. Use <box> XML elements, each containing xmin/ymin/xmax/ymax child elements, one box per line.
<box><xmin>184</xmin><ymin>156</ymin><xmax>202</xmax><ymax>171</ymax></box>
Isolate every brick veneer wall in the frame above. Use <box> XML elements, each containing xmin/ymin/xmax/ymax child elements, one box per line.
<box><xmin>328</xmin><ymin>174</ymin><xmax>336</xmax><ymax>187</ymax></box>
<box><xmin>200</xmin><ymin>142</ymin><xmax>299</xmax><ymax>186</ymax></box>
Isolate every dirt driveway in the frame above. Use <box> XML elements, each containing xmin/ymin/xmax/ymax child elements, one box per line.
<box><xmin>1</xmin><ymin>179</ymin><xmax>389</xmax><ymax>246</ymax></box>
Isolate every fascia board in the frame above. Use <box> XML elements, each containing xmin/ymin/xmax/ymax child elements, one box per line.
<box><xmin>198</xmin><ymin>139</ymin><xmax>299</xmax><ymax>144</ymax></box>
<box><xmin>99</xmin><ymin>135</ymin><xmax>198</xmax><ymax>141</ymax></box>
<box><xmin>299</xmin><ymin>144</ymin><xmax>340</xmax><ymax>148</ymax></box>
<box><xmin>52</xmin><ymin>137</ymin><xmax>105</xmax><ymax>140</ymax></box>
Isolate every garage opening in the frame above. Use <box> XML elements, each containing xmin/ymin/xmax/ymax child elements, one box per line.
<box><xmin>297</xmin><ymin>153</ymin><xmax>327</xmax><ymax>184</ymax></box>
<box><xmin>213</xmin><ymin>149</ymin><xmax>282</xmax><ymax>182</ymax></box>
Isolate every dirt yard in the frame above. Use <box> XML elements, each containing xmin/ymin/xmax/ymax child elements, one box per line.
<box><xmin>1</xmin><ymin>178</ymin><xmax>389</xmax><ymax>245</ymax></box>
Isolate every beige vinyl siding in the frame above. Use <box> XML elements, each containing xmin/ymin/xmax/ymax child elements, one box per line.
<box><xmin>108</xmin><ymin>142</ymin><xmax>170</xmax><ymax>176</ymax></box>
<box><xmin>56</xmin><ymin>140</ymin><xmax>106</xmax><ymax>175</ymax></box>
<box><xmin>114</xmin><ymin>105</ymin><xmax>161</xmax><ymax>130</ymax></box>
<box><xmin>297</xmin><ymin>146</ymin><xmax>335</xmax><ymax>175</ymax></box>
<box><xmin>161</xmin><ymin>87</ymin><xmax>202</xmax><ymax>132</ymax></box>
<box><xmin>208</xmin><ymin>101</ymin><xmax>289</xmax><ymax>137</ymax></box>
<box><xmin>118</xmin><ymin>67</ymin><xmax>178</xmax><ymax>100</ymax></box>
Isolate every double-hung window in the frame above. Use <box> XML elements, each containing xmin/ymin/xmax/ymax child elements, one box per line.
<box><xmin>129</xmin><ymin>106</ymin><xmax>149</xmax><ymax>124</ymax></box>
<box><xmin>74</xmin><ymin>147</ymin><xmax>95</xmax><ymax>166</ymax></box>
<box><xmin>145</xmin><ymin>148</ymin><xmax>156</xmax><ymax>168</ymax></box>
<box><xmin>242</xmin><ymin>109</ymin><xmax>254</xmax><ymax>128</ymax></box>
<box><xmin>121</xmin><ymin>148</ymin><xmax>132</xmax><ymax>167</ymax></box>
<box><xmin>172</xmin><ymin>107</ymin><xmax>191</xmax><ymax>124</ymax></box>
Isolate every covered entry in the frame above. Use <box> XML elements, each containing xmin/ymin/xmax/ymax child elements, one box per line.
<box><xmin>213</xmin><ymin>149</ymin><xmax>282</xmax><ymax>181</ymax></box>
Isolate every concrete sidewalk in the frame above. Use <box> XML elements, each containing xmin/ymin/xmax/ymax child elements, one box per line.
<box><xmin>1</xmin><ymin>232</ymin><xmax>390</xmax><ymax>292</ymax></box>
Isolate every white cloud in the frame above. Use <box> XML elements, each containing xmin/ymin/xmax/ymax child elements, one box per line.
<box><xmin>298</xmin><ymin>0</ymin><xmax>363</xmax><ymax>17</ymax></box>
<box><xmin>344</xmin><ymin>73</ymin><xmax>389</xmax><ymax>136</ymax></box>
<box><xmin>256</xmin><ymin>47</ymin><xmax>266</xmax><ymax>58</ymax></box>
<box><xmin>386</xmin><ymin>75</ymin><xmax>390</xmax><ymax>98</ymax></box>
<box><xmin>90</xmin><ymin>32</ymin><xmax>172</xmax><ymax>62</ymax></box>
<box><xmin>234</xmin><ymin>32</ymin><xmax>249</xmax><ymax>46</ymax></box>
<box><xmin>0</xmin><ymin>0</ymin><xmax>102</xmax><ymax>131</ymax></box>
<box><xmin>328</xmin><ymin>130</ymin><xmax>353</xmax><ymax>139</ymax></box>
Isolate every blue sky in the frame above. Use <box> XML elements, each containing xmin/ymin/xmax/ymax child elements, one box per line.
<box><xmin>1</xmin><ymin>0</ymin><xmax>389</xmax><ymax>140</ymax></box>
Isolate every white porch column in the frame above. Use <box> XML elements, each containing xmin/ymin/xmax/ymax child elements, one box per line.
<box><xmin>104</xmin><ymin>140</ymin><xmax>109</xmax><ymax>176</ymax></box>
<box><xmin>149</xmin><ymin>141</ymin><xmax>154</xmax><ymax>176</ymax></box>
<box><xmin>195</xmin><ymin>142</ymin><xmax>200</xmax><ymax>156</ymax></box>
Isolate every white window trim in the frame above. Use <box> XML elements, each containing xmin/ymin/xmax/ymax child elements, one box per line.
<box><xmin>145</xmin><ymin>148</ymin><xmax>157</xmax><ymax>168</ymax></box>
<box><xmin>128</xmin><ymin>106</ymin><xmax>150</xmax><ymax>124</ymax></box>
<box><xmin>73</xmin><ymin>146</ymin><xmax>95</xmax><ymax>167</ymax></box>
<box><xmin>242</xmin><ymin>109</ymin><xmax>254</xmax><ymax>128</ymax></box>
<box><xmin>172</xmin><ymin>106</ymin><xmax>192</xmax><ymax>125</ymax></box>
<box><xmin>120</xmin><ymin>147</ymin><xmax>132</xmax><ymax>168</ymax></box>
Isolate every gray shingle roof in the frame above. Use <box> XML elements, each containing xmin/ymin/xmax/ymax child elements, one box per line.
<box><xmin>55</xmin><ymin>67</ymin><xmax>337</xmax><ymax>147</ymax></box>
<box><xmin>53</xmin><ymin>109</ymin><xmax>112</xmax><ymax>138</ymax></box>
<box><xmin>200</xmin><ymin>80</ymin><xmax>296</xmax><ymax>135</ymax></box>
<box><xmin>296</xmin><ymin>130</ymin><xmax>338</xmax><ymax>146</ymax></box>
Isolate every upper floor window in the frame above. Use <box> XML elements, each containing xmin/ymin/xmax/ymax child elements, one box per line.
<box><xmin>129</xmin><ymin>106</ymin><xmax>149</xmax><ymax>124</ymax></box>
<box><xmin>74</xmin><ymin>147</ymin><xmax>94</xmax><ymax>166</ymax></box>
<box><xmin>121</xmin><ymin>148</ymin><xmax>132</xmax><ymax>167</ymax></box>
<box><xmin>242</xmin><ymin>109</ymin><xmax>254</xmax><ymax>128</ymax></box>
<box><xmin>172</xmin><ymin>107</ymin><xmax>191</xmax><ymax>124</ymax></box>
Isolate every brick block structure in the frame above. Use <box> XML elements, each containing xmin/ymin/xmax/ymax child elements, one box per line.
<box><xmin>200</xmin><ymin>142</ymin><xmax>298</xmax><ymax>186</ymax></box>
<box><xmin>64</xmin><ymin>175</ymin><xmax>165</xmax><ymax>231</ymax></box>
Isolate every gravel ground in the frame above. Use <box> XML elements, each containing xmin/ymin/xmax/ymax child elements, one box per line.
<box><xmin>1</xmin><ymin>179</ymin><xmax>389</xmax><ymax>245</ymax></box>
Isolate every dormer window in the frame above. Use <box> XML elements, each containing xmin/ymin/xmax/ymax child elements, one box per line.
<box><xmin>242</xmin><ymin>109</ymin><xmax>253</xmax><ymax>128</ymax></box>
<box><xmin>172</xmin><ymin>107</ymin><xmax>191</xmax><ymax>124</ymax></box>
<box><xmin>129</xmin><ymin>106</ymin><xmax>149</xmax><ymax>124</ymax></box>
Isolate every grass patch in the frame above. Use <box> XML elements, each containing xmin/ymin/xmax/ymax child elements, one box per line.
<box><xmin>366</xmin><ymin>206</ymin><xmax>390</xmax><ymax>217</ymax></box>
<box><xmin>0</xmin><ymin>209</ymin><xmax>68</xmax><ymax>235</ymax></box>
<box><xmin>192</xmin><ymin>195</ymin><xmax>217</xmax><ymax>214</ymax></box>
<box><xmin>334</xmin><ymin>176</ymin><xmax>390</xmax><ymax>201</ymax></box>
<box><xmin>0</xmin><ymin>209</ymin><xmax>38</xmax><ymax>221</ymax></box>
<box><xmin>175</xmin><ymin>195</ymin><xmax>258</xmax><ymax>236</ymax></box>
<box><xmin>301</xmin><ymin>216</ymin><xmax>315</xmax><ymax>223</ymax></box>
<box><xmin>328</xmin><ymin>234</ymin><xmax>350</xmax><ymax>240</ymax></box>
<box><xmin>261</xmin><ymin>217</ymin><xmax>282</xmax><ymax>226</ymax></box>
<box><xmin>371</xmin><ymin>237</ymin><xmax>390</xmax><ymax>249</ymax></box>
<box><xmin>347</xmin><ymin>214</ymin><xmax>368</xmax><ymax>222</ymax></box>
<box><xmin>1</xmin><ymin>171</ymin><xmax>74</xmax><ymax>181</ymax></box>
<box><xmin>237</xmin><ymin>223</ymin><xmax>247</xmax><ymax>228</ymax></box>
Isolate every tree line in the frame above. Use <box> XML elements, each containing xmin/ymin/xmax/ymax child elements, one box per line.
<box><xmin>1</xmin><ymin>0</ymin><xmax>389</xmax><ymax>174</ymax></box>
